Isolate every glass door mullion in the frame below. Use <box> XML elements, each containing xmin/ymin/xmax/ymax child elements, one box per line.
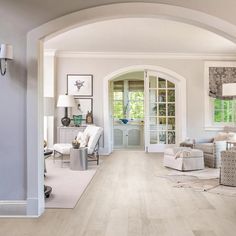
<box><xmin>145</xmin><ymin>70</ymin><xmax>176</xmax><ymax>152</ymax></box>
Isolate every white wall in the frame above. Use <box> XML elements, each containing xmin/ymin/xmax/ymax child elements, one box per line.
<box><xmin>0</xmin><ymin>22</ymin><xmax>27</xmax><ymax>200</ymax></box>
<box><xmin>2</xmin><ymin>1</ymin><xmax>236</xmax><ymax>214</ymax></box>
<box><xmin>55</xmin><ymin>56</ymin><xmax>217</xmax><ymax>153</ymax></box>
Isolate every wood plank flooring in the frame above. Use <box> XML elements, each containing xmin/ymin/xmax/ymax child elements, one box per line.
<box><xmin>0</xmin><ymin>150</ymin><xmax>236</xmax><ymax>236</ymax></box>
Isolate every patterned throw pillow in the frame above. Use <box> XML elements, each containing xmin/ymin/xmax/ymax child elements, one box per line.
<box><xmin>214</xmin><ymin>132</ymin><xmax>228</xmax><ymax>141</ymax></box>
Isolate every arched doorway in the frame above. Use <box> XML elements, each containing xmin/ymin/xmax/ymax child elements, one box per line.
<box><xmin>103</xmin><ymin>65</ymin><xmax>186</xmax><ymax>154</ymax></box>
<box><xmin>27</xmin><ymin>3</ymin><xmax>236</xmax><ymax>216</ymax></box>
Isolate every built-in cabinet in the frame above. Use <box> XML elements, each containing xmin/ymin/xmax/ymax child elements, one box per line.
<box><xmin>57</xmin><ymin>126</ymin><xmax>86</xmax><ymax>143</ymax></box>
<box><xmin>113</xmin><ymin>124</ymin><xmax>144</xmax><ymax>149</ymax></box>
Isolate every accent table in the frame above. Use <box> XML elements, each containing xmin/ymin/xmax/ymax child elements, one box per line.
<box><xmin>70</xmin><ymin>147</ymin><xmax>88</xmax><ymax>171</ymax></box>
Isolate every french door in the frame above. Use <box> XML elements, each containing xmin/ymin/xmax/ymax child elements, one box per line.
<box><xmin>144</xmin><ymin>70</ymin><xmax>176</xmax><ymax>152</ymax></box>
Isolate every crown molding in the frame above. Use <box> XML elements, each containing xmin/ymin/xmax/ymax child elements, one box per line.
<box><xmin>49</xmin><ymin>51</ymin><xmax>236</xmax><ymax>60</ymax></box>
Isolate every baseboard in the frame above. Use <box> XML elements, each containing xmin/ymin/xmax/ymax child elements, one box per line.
<box><xmin>0</xmin><ymin>200</ymin><xmax>27</xmax><ymax>217</ymax></box>
<box><xmin>27</xmin><ymin>197</ymin><xmax>44</xmax><ymax>217</ymax></box>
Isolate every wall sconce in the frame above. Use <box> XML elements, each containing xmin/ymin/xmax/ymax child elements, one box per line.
<box><xmin>0</xmin><ymin>44</ymin><xmax>13</xmax><ymax>76</ymax></box>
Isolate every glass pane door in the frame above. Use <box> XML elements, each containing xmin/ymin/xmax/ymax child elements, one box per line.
<box><xmin>145</xmin><ymin>71</ymin><xmax>176</xmax><ymax>152</ymax></box>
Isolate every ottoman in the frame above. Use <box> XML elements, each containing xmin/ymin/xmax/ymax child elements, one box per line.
<box><xmin>164</xmin><ymin>147</ymin><xmax>204</xmax><ymax>171</ymax></box>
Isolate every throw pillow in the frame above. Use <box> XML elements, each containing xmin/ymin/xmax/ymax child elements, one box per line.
<box><xmin>214</xmin><ymin>132</ymin><xmax>228</xmax><ymax>141</ymax></box>
<box><xmin>77</xmin><ymin>132</ymin><xmax>90</xmax><ymax>147</ymax></box>
<box><xmin>227</xmin><ymin>132</ymin><xmax>236</xmax><ymax>141</ymax></box>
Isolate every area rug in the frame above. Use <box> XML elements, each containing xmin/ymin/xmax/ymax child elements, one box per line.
<box><xmin>44</xmin><ymin>159</ymin><xmax>97</xmax><ymax>209</ymax></box>
<box><xmin>157</xmin><ymin>168</ymin><xmax>236</xmax><ymax>197</ymax></box>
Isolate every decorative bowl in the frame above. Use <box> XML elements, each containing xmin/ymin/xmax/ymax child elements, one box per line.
<box><xmin>120</xmin><ymin>118</ymin><xmax>129</xmax><ymax>124</ymax></box>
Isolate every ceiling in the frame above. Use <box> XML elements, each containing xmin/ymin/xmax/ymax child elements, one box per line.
<box><xmin>45</xmin><ymin>18</ymin><xmax>236</xmax><ymax>54</ymax></box>
<box><xmin>2</xmin><ymin>0</ymin><xmax>236</xmax><ymax>33</ymax></box>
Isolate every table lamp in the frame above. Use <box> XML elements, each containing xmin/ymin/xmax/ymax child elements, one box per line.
<box><xmin>57</xmin><ymin>94</ymin><xmax>75</xmax><ymax>126</ymax></box>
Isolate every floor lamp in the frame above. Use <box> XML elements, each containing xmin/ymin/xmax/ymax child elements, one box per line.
<box><xmin>222</xmin><ymin>83</ymin><xmax>236</xmax><ymax>126</ymax></box>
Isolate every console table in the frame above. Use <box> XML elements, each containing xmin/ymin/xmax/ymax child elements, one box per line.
<box><xmin>57</xmin><ymin>126</ymin><xmax>86</xmax><ymax>143</ymax></box>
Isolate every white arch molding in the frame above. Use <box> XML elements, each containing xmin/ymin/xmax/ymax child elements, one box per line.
<box><xmin>103</xmin><ymin>65</ymin><xmax>187</xmax><ymax>154</ymax></box>
<box><xmin>27</xmin><ymin>2</ymin><xmax>236</xmax><ymax>216</ymax></box>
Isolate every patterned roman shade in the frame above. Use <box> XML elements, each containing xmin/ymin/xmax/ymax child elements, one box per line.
<box><xmin>209</xmin><ymin>67</ymin><xmax>236</xmax><ymax>100</ymax></box>
<box><xmin>113</xmin><ymin>81</ymin><xmax>124</xmax><ymax>92</ymax></box>
<box><xmin>128</xmin><ymin>80</ymin><xmax>144</xmax><ymax>91</ymax></box>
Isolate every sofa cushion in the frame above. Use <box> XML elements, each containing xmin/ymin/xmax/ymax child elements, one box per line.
<box><xmin>214</xmin><ymin>132</ymin><xmax>228</xmax><ymax>141</ymax></box>
<box><xmin>83</xmin><ymin>125</ymin><xmax>103</xmax><ymax>154</ymax></box>
<box><xmin>77</xmin><ymin>131</ymin><xmax>90</xmax><ymax>148</ymax></box>
<box><xmin>194</xmin><ymin>143</ymin><xmax>214</xmax><ymax>154</ymax></box>
<box><xmin>164</xmin><ymin>147</ymin><xmax>203</xmax><ymax>158</ymax></box>
<box><xmin>227</xmin><ymin>132</ymin><xmax>236</xmax><ymax>141</ymax></box>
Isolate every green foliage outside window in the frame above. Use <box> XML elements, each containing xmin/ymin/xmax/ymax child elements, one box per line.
<box><xmin>113</xmin><ymin>87</ymin><xmax>144</xmax><ymax>119</ymax></box>
<box><xmin>129</xmin><ymin>91</ymin><xmax>144</xmax><ymax>119</ymax></box>
<box><xmin>214</xmin><ymin>99</ymin><xmax>235</xmax><ymax>123</ymax></box>
<box><xmin>113</xmin><ymin>92</ymin><xmax>123</xmax><ymax>119</ymax></box>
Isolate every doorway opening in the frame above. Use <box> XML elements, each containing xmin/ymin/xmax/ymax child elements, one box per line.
<box><xmin>105</xmin><ymin>66</ymin><xmax>186</xmax><ymax>153</ymax></box>
<box><xmin>111</xmin><ymin>71</ymin><xmax>145</xmax><ymax>150</ymax></box>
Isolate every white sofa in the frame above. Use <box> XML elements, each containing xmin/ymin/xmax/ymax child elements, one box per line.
<box><xmin>53</xmin><ymin>125</ymin><xmax>103</xmax><ymax>166</ymax></box>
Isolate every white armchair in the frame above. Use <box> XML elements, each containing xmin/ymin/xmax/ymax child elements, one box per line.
<box><xmin>53</xmin><ymin>125</ymin><xmax>103</xmax><ymax>166</ymax></box>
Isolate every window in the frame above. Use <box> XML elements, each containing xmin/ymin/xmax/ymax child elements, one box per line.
<box><xmin>112</xmin><ymin>80</ymin><xmax>144</xmax><ymax>119</ymax></box>
<box><xmin>113</xmin><ymin>91</ymin><xmax>124</xmax><ymax>119</ymax></box>
<box><xmin>129</xmin><ymin>91</ymin><xmax>144</xmax><ymax>118</ymax></box>
<box><xmin>204</xmin><ymin>62</ymin><xmax>236</xmax><ymax>130</ymax></box>
<box><xmin>214</xmin><ymin>99</ymin><xmax>235</xmax><ymax>123</ymax></box>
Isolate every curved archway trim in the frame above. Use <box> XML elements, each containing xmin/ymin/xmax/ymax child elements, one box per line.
<box><xmin>26</xmin><ymin>2</ymin><xmax>236</xmax><ymax>216</ymax></box>
<box><xmin>102</xmin><ymin>65</ymin><xmax>187</xmax><ymax>154</ymax></box>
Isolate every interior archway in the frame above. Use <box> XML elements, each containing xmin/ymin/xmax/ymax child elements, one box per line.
<box><xmin>102</xmin><ymin>65</ymin><xmax>186</xmax><ymax>154</ymax></box>
<box><xmin>27</xmin><ymin>2</ymin><xmax>236</xmax><ymax>216</ymax></box>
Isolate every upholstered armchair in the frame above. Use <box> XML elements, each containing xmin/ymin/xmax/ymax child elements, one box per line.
<box><xmin>194</xmin><ymin>138</ymin><xmax>227</xmax><ymax>168</ymax></box>
<box><xmin>53</xmin><ymin>125</ymin><xmax>103</xmax><ymax>166</ymax></box>
<box><xmin>194</xmin><ymin>127</ymin><xmax>236</xmax><ymax>168</ymax></box>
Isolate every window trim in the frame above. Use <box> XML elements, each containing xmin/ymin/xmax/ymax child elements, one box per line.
<box><xmin>204</xmin><ymin>61</ymin><xmax>236</xmax><ymax>130</ymax></box>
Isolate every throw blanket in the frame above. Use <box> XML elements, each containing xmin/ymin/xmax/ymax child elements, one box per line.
<box><xmin>174</xmin><ymin>149</ymin><xmax>192</xmax><ymax>159</ymax></box>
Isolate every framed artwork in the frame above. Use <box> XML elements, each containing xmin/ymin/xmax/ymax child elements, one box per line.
<box><xmin>67</xmin><ymin>74</ymin><xmax>93</xmax><ymax>96</ymax></box>
<box><xmin>72</xmin><ymin>98</ymin><xmax>93</xmax><ymax>118</ymax></box>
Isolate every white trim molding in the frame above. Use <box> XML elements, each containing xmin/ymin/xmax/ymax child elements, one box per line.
<box><xmin>53</xmin><ymin>51</ymin><xmax>236</xmax><ymax>60</ymax></box>
<box><xmin>0</xmin><ymin>201</ymin><xmax>27</xmax><ymax>217</ymax></box>
<box><xmin>204</xmin><ymin>61</ymin><xmax>236</xmax><ymax>131</ymax></box>
<box><xmin>103</xmin><ymin>65</ymin><xmax>187</xmax><ymax>154</ymax></box>
<box><xmin>27</xmin><ymin>2</ymin><xmax>236</xmax><ymax>216</ymax></box>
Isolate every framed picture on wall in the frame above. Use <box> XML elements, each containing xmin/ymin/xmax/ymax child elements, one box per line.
<box><xmin>72</xmin><ymin>98</ymin><xmax>93</xmax><ymax>118</ymax></box>
<box><xmin>67</xmin><ymin>74</ymin><xmax>93</xmax><ymax>96</ymax></box>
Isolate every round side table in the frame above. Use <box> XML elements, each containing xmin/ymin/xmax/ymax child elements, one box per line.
<box><xmin>70</xmin><ymin>147</ymin><xmax>88</xmax><ymax>171</ymax></box>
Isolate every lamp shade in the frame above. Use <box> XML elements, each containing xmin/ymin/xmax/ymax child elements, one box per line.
<box><xmin>222</xmin><ymin>83</ymin><xmax>236</xmax><ymax>96</ymax></box>
<box><xmin>0</xmin><ymin>44</ymin><xmax>13</xmax><ymax>59</ymax></box>
<box><xmin>57</xmin><ymin>94</ymin><xmax>75</xmax><ymax>107</ymax></box>
<box><xmin>44</xmin><ymin>97</ymin><xmax>55</xmax><ymax>116</ymax></box>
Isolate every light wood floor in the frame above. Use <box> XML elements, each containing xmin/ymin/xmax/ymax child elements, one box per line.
<box><xmin>1</xmin><ymin>151</ymin><xmax>236</xmax><ymax>236</ymax></box>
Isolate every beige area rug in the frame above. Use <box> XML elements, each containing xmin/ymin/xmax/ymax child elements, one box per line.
<box><xmin>45</xmin><ymin>159</ymin><xmax>97</xmax><ymax>209</ymax></box>
<box><xmin>157</xmin><ymin>168</ymin><xmax>236</xmax><ymax>197</ymax></box>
